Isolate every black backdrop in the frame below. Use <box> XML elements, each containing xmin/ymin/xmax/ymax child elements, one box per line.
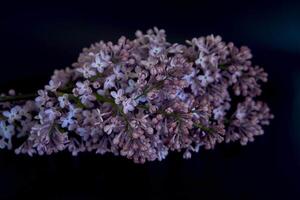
<box><xmin>0</xmin><ymin>0</ymin><xmax>299</xmax><ymax>199</ymax></box>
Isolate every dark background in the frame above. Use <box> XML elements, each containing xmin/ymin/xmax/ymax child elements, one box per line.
<box><xmin>0</xmin><ymin>0</ymin><xmax>299</xmax><ymax>199</ymax></box>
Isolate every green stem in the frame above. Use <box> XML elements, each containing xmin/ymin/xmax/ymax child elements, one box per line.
<box><xmin>0</xmin><ymin>113</ymin><xmax>5</xmax><ymax>120</ymax></box>
<box><xmin>94</xmin><ymin>93</ymin><xmax>115</xmax><ymax>105</ymax></box>
<box><xmin>219</xmin><ymin>63</ymin><xmax>229</xmax><ymax>70</ymax></box>
<box><xmin>0</xmin><ymin>94</ymin><xmax>38</xmax><ymax>103</ymax></box>
<box><xmin>194</xmin><ymin>123</ymin><xmax>214</xmax><ymax>133</ymax></box>
<box><xmin>155</xmin><ymin>107</ymin><xmax>215</xmax><ymax>134</ymax></box>
<box><xmin>89</xmin><ymin>73</ymin><xmax>104</xmax><ymax>82</ymax></box>
<box><xmin>136</xmin><ymin>104</ymin><xmax>149</xmax><ymax>110</ymax></box>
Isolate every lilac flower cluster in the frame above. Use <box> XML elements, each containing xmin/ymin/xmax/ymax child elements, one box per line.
<box><xmin>0</xmin><ymin>28</ymin><xmax>273</xmax><ymax>163</ymax></box>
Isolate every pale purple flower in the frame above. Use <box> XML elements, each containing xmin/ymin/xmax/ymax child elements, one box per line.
<box><xmin>235</xmin><ymin>107</ymin><xmax>246</xmax><ymax>121</ymax></box>
<box><xmin>76</xmin><ymin>127</ymin><xmax>89</xmax><ymax>141</ymax></box>
<box><xmin>183</xmin><ymin>68</ymin><xmax>197</xmax><ymax>85</ymax></box>
<box><xmin>35</xmin><ymin>90</ymin><xmax>50</xmax><ymax>106</ymax></box>
<box><xmin>113</xmin><ymin>65</ymin><xmax>125</xmax><ymax>80</ymax></box>
<box><xmin>90</xmin><ymin>51</ymin><xmax>111</xmax><ymax>73</ymax></box>
<box><xmin>79</xmin><ymin>93</ymin><xmax>96</xmax><ymax>105</ymax></box>
<box><xmin>149</xmin><ymin>45</ymin><xmax>163</xmax><ymax>57</ymax></box>
<box><xmin>110</xmin><ymin>89</ymin><xmax>125</xmax><ymax>104</ymax></box>
<box><xmin>0</xmin><ymin>121</ymin><xmax>14</xmax><ymax>139</ymax></box>
<box><xmin>81</xmin><ymin>109</ymin><xmax>104</xmax><ymax>126</ymax></box>
<box><xmin>61</xmin><ymin>114</ymin><xmax>75</xmax><ymax>130</ymax></box>
<box><xmin>3</xmin><ymin>106</ymin><xmax>22</xmax><ymax>123</ymax></box>
<box><xmin>104</xmin><ymin>74</ymin><xmax>116</xmax><ymax>90</ymax></box>
<box><xmin>58</xmin><ymin>94</ymin><xmax>69</xmax><ymax>108</ymax></box>
<box><xmin>183</xmin><ymin>150</ymin><xmax>192</xmax><ymax>159</ymax></box>
<box><xmin>195</xmin><ymin>51</ymin><xmax>207</xmax><ymax>68</ymax></box>
<box><xmin>60</xmin><ymin>105</ymin><xmax>80</xmax><ymax>130</ymax></box>
<box><xmin>73</xmin><ymin>81</ymin><xmax>92</xmax><ymax>96</ymax></box>
<box><xmin>51</xmin><ymin>68</ymin><xmax>73</xmax><ymax>87</ymax></box>
<box><xmin>122</xmin><ymin>98</ymin><xmax>136</xmax><ymax>114</ymax></box>
<box><xmin>77</xmin><ymin>64</ymin><xmax>96</xmax><ymax>78</ymax></box>
<box><xmin>157</xmin><ymin>147</ymin><xmax>169</xmax><ymax>161</ymax></box>
<box><xmin>125</xmin><ymin>79</ymin><xmax>136</xmax><ymax>93</ymax></box>
<box><xmin>176</xmin><ymin>90</ymin><xmax>188</xmax><ymax>101</ymax></box>
<box><xmin>231</xmin><ymin>71</ymin><xmax>242</xmax><ymax>83</ymax></box>
<box><xmin>213</xmin><ymin>106</ymin><xmax>226</xmax><ymax>120</ymax></box>
<box><xmin>45</xmin><ymin>80</ymin><xmax>61</xmax><ymax>92</ymax></box>
<box><xmin>40</xmin><ymin>108</ymin><xmax>61</xmax><ymax>123</ymax></box>
<box><xmin>104</xmin><ymin>124</ymin><xmax>115</xmax><ymax>135</ymax></box>
<box><xmin>197</xmin><ymin>70</ymin><xmax>214</xmax><ymax>87</ymax></box>
<box><xmin>93</xmin><ymin>109</ymin><xmax>108</xmax><ymax>126</ymax></box>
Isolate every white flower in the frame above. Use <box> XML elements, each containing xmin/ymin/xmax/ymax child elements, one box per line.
<box><xmin>45</xmin><ymin>80</ymin><xmax>61</xmax><ymax>92</ymax></box>
<box><xmin>104</xmin><ymin>74</ymin><xmax>116</xmax><ymax>90</ymax></box>
<box><xmin>122</xmin><ymin>98</ymin><xmax>136</xmax><ymax>114</ymax></box>
<box><xmin>197</xmin><ymin>70</ymin><xmax>214</xmax><ymax>87</ymax></box>
<box><xmin>149</xmin><ymin>45</ymin><xmax>163</xmax><ymax>57</ymax></box>
<box><xmin>195</xmin><ymin>51</ymin><xmax>207</xmax><ymax>68</ymax></box>
<box><xmin>77</xmin><ymin>64</ymin><xmax>96</xmax><ymax>78</ymax></box>
<box><xmin>3</xmin><ymin>106</ymin><xmax>22</xmax><ymax>123</ymax></box>
<box><xmin>104</xmin><ymin>124</ymin><xmax>115</xmax><ymax>135</ymax></box>
<box><xmin>58</xmin><ymin>94</ymin><xmax>69</xmax><ymax>108</ymax></box>
<box><xmin>90</xmin><ymin>51</ymin><xmax>111</xmax><ymax>73</ymax></box>
<box><xmin>0</xmin><ymin>121</ymin><xmax>15</xmax><ymax>139</ymax></box>
<box><xmin>110</xmin><ymin>89</ymin><xmax>125</xmax><ymax>104</ymax></box>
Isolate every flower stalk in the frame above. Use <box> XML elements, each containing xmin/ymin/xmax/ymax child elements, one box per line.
<box><xmin>0</xmin><ymin>94</ymin><xmax>38</xmax><ymax>103</ymax></box>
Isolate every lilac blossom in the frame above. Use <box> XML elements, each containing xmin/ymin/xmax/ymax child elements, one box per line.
<box><xmin>197</xmin><ymin>70</ymin><xmax>214</xmax><ymax>87</ymax></box>
<box><xmin>111</xmin><ymin>89</ymin><xmax>125</xmax><ymax>104</ymax></box>
<box><xmin>76</xmin><ymin>64</ymin><xmax>96</xmax><ymax>78</ymax></box>
<box><xmin>58</xmin><ymin>94</ymin><xmax>69</xmax><ymax>108</ymax></box>
<box><xmin>0</xmin><ymin>27</ymin><xmax>273</xmax><ymax>164</ymax></box>
<box><xmin>90</xmin><ymin>51</ymin><xmax>111</xmax><ymax>73</ymax></box>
